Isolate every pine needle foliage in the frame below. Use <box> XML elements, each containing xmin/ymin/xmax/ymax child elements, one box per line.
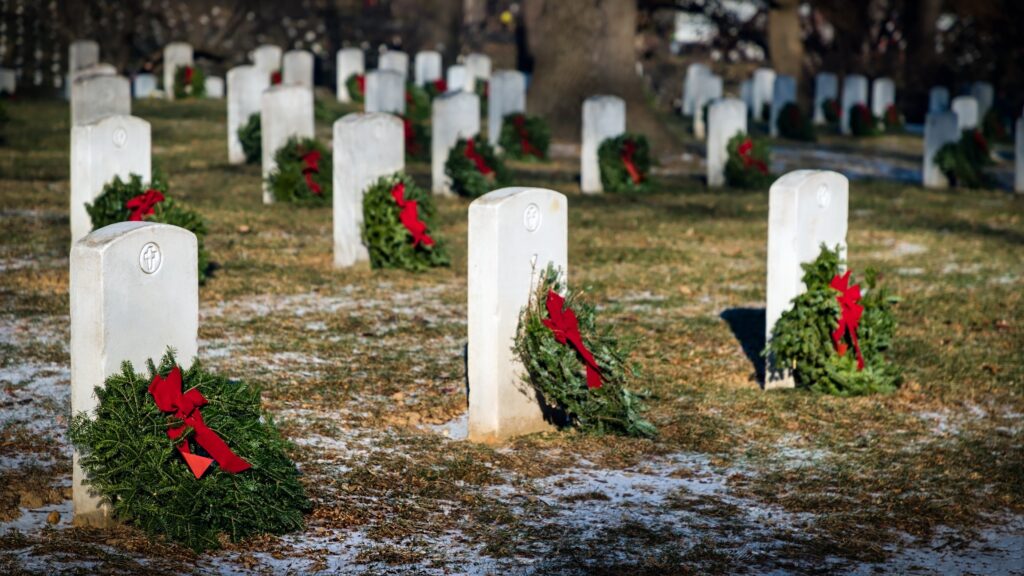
<box><xmin>69</xmin><ymin>350</ymin><xmax>311</xmax><ymax>552</ymax></box>
<box><xmin>849</xmin><ymin>103</ymin><xmax>880</xmax><ymax>137</ymax></box>
<box><xmin>724</xmin><ymin>132</ymin><xmax>773</xmax><ymax>189</ymax></box>
<box><xmin>498</xmin><ymin>113</ymin><xmax>550</xmax><ymax>161</ymax></box>
<box><xmin>173</xmin><ymin>66</ymin><xmax>206</xmax><ymax>99</ymax></box>
<box><xmin>266</xmin><ymin>137</ymin><xmax>332</xmax><ymax>205</ymax></box>
<box><xmin>345</xmin><ymin>73</ymin><xmax>364</xmax><ymax>104</ymax></box>
<box><xmin>361</xmin><ymin>172</ymin><xmax>450</xmax><ymax>272</ymax></box>
<box><xmin>85</xmin><ymin>174</ymin><xmax>212</xmax><ymax>283</ymax></box>
<box><xmin>513</xmin><ymin>265</ymin><xmax>656</xmax><ymax>438</ymax></box>
<box><xmin>765</xmin><ymin>245</ymin><xmax>902</xmax><ymax>396</ymax></box>
<box><xmin>597</xmin><ymin>133</ymin><xmax>651</xmax><ymax>194</ymax></box>
<box><xmin>935</xmin><ymin>129</ymin><xmax>994</xmax><ymax>189</ymax></box>
<box><xmin>444</xmin><ymin>136</ymin><xmax>510</xmax><ymax>198</ymax></box>
<box><xmin>405</xmin><ymin>83</ymin><xmax>431</xmax><ymax>123</ymax></box>
<box><xmin>777</xmin><ymin>102</ymin><xmax>816</xmax><ymax>141</ymax></box>
<box><xmin>237</xmin><ymin>113</ymin><xmax>261</xmax><ymax>164</ymax></box>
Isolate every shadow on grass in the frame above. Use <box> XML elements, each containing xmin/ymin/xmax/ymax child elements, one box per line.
<box><xmin>720</xmin><ymin>307</ymin><xmax>766</xmax><ymax>383</ymax></box>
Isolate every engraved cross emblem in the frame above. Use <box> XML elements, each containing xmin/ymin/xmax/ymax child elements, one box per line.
<box><xmin>139</xmin><ymin>242</ymin><xmax>162</xmax><ymax>274</ymax></box>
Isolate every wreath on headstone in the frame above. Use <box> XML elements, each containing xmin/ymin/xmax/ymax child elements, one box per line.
<box><xmin>405</xmin><ymin>83</ymin><xmax>431</xmax><ymax>123</ymax></box>
<box><xmin>849</xmin><ymin>103</ymin><xmax>879</xmax><ymax>137</ymax></box>
<box><xmin>597</xmin><ymin>133</ymin><xmax>650</xmax><ymax>194</ymax></box>
<box><xmin>237</xmin><ymin>112</ymin><xmax>261</xmax><ymax>164</ymax></box>
<box><xmin>934</xmin><ymin>128</ymin><xmax>993</xmax><ymax>188</ymax></box>
<box><xmin>425</xmin><ymin>78</ymin><xmax>448</xmax><ymax>99</ymax></box>
<box><xmin>266</xmin><ymin>137</ymin><xmax>333</xmax><ymax>205</ymax></box>
<box><xmin>86</xmin><ymin>173</ymin><xmax>212</xmax><ymax>283</ymax></box>
<box><xmin>513</xmin><ymin>265</ymin><xmax>656</xmax><ymax>438</ymax></box>
<box><xmin>724</xmin><ymin>132</ymin><xmax>773</xmax><ymax>189</ymax></box>
<box><xmin>401</xmin><ymin>116</ymin><xmax>430</xmax><ymax>162</ymax></box>
<box><xmin>882</xmin><ymin>104</ymin><xmax>903</xmax><ymax>133</ymax></box>
<box><xmin>345</xmin><ymin>73</ymin><xmax>364</xmax><ymax>103</ymax></box>
<box><xmin>361</xmin><ymin>172</ymin><xmax>450</xmax><ymax>272</ymax></box>
<box><xmin>822</xmin><ymin>98</ymin><xmax>841</xmax><ymax>126</ymax></box>
<box><xmin>444</xmin><ymin>135</ymin><xmax>510</xmax><ymax>198</ymax></box>
<box><xmin>498</xmin><ymin>113</ymin><xmax>550</xmax><ymax>161</ymax></box>
<box><xmin>777</xmin><ymin>103</ymin><xmax>816</xmax><ymax>141</ymax></box>
<box><xmin>173</xmin><ymin>65</ymin><xmax>206</xmax><ymax>99</ymax></box>
<box><xmin>765</xmin><ymin>244</ymin><xmax>901</xmax><ymax>396</ymax></box>
<box><xmin>982</xmin><ymin>109</ymin><xmax>1011</xmax><ymax>143</ymax></box>
<box><xmin>69</xmin><ymin>350</ymin><xmax>311</xmax><ymax>552</ymax></box>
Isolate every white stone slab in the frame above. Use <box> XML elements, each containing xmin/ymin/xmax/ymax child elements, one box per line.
<box><xmin>251</xmin><ymin>45</ymin><xmax>283</xmax><ymax>78</ymax></box>
<box><xmin>682</xmin><ymin>63</ymin><xmax>710</xmax><ymax>116</ymax></box>
<box><xmin>414</xmin><ymin>51</ymin><xmax>442</xmax><ymax>87</ymax></box>
<box><xmin>693</xmin><ymin>74</ymin><xmax>723</xmax><ymax>140</ymax></box>
<box><xmin>929</xmin><ymin>86</ymin><xmax>950</xmax><ymax>113</ymax></box>
<box><xmin>465</xmin><ymin>53</ymin><xmax>492</xmax><ymax>89</ymax></box>
<box><xmin>813</xmin><ymin>72</ymin><xmax>838</xmax><ymax>125</ymax></box>
<box><xmin>752</xmin><ymin>68</ymin><xmax>776</xmax><ymax>122</ymax></box>
<box><xmin>70</xmin><ymin>115</ymin><xmax>151</xmax><ymax>246</ymax></box>
<box><xmin>283</xmin><ymin>50</ymin><xmax>314</xmax><ymax>89</ymax></box>
<box><xmin>1016</xmin><ymin>117</ymin><xmax>1024</xmax><ymax>194</ymax></box>
<box><xmin>162</xmin><ymin>42</ymin><xmax>193</xmax><ymax>101</ymax></box>
<box><xmin>261</xmin><ymin>85</ymin><xmax>315</xmax><ymax>204</ymax></box>
<box><xmin>0</xmin><ymin>68</ymin><xmax>15</xmax><ymax>95</ymax></box>
<box><xmin>871</xmin><ymin>77</ymin><xmax>895</xmax><ymax>118</ymax></box>
<box><xmin>71</xmin><ymin>74</ymin><xmax>130</xmax><ymax>127</ymax></box>
<box><xmin>432</xmin><ymin>91</ymin><xmax>481</xmax><ymax>195</ymax></box>
<box><xmin>365</xmin><ymin>69</ymin><xmax>406</xmax><ymax>115</ymax></box>
<box><xmin>379</xmin><ymin>51</ymin><xmax>409</xmax><ymax>81</ymax></box>
<box><xmin>69</xmin><ymin>40</ymin><xmax>100</xmax><ymax>72</ymax></box>
<box><xmin>740</xmin><ymin>79</ymin><xmax>753</xmax><ymax>114</ymax></box>
<box><xmin>707</xmin><ymin>98</ymin><xmax>747</xmax><ymax>188</ymax></box>
<box><xmin>581</xmin><ymin>95</ymin><xmax>626</xmax><ymax>194</ymax></box>
<box><xmin>71</xmin><ymin>221</ymin><xmax>198</xmax><ymax>526</ymax></box>
<box><xmin>951</xmin><ymin>96</ymin><xmax>979</xmax><ymax>130</ymax></box>
<box><xmin>133</xmin><ymin>73</ymin><xmax>157</xmax><ymax>98</ymax></box>
<box><xmin>467</xmin><ymin>187</ymin><xmax>566</xmax><ymax>442</ymax></box>
<box><xmin>487</xmin><ymin>70</ymin><xmax>526</xmax><ymax>146</ymax></box>
<box><xmin>333</xmin><ymin>113</ymin><xmax>405</xmax><ymax>268</ymax></box>
<box><xmin>769</xmin><ymin>75</ymin><xmax>797</xmax><ymax>137</ymax></box>
<box><xmin>840</xmin><ymin>74</ymin><xmax>868</xmax><ymax>135</ymax></box>
<box><xmin>204</xmin><ymin>76</ymin><xmax>224</xmax><ymax>98</ymax></box>
<box><xmin>447</xmin><ymin>65</ymin><xmax>469</xmax><ymax>93</ymax></box>
<box><xmin>336</xmin><ymin>48</ymin><xmax>364</xmax><ymax>102</ymax></box>
<box><xmin>923</xmin><ymin>112</ymin><xmax>959</xmax><ymax>189</ymax></box>
<box><xmin>765</xmin><ymin>170</ymin><xmax>848</xmax><ymax>389</ymax></box>
<box><xmin>227</xmin><ymin>65</ymin><xmax>270</xmax><ymax>165</ymax></box>
<box><xmin>970</xmin><ymin>81</ymin><xmax>994</xmax><ymax>119</ymax></box>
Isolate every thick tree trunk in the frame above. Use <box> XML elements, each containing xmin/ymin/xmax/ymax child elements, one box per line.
<box><xmin>767</xmin><ymin>0</ymin><xmax>804</xmax><ymax>85</ymax></box>
<box><xmin>902</xmin><ymin>0</ymin><xmax>942</xmax><ymax>121</ymax></box>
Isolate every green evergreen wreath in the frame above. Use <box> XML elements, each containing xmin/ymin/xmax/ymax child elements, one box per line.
<box><xmin>69</xmin><ymin>350</ymin><xmax>311</xmax><ymax>552</ymax></box>
<box><xmin>405</xmin><ymin>83</ymin><xmax>431</xmax><ymax>123</ymax></box>
<box><xmin>822</xmin><ymin>98</ymin><xmax>840</xmax><ymax>125</ymax></box>
<box><xmin>777</xmin><ymin>102</ymin><xmax>816</xmax><ymax>141</ymax></box>
<box><xmin>444</xmin><ymin>135</ymin><xmax>510</xmax><ymax>198</ymax></box>
<box><xmin>86</xmin><ymin>174</ymin><xmax>212</xmax><ymax>283</ymax></box>
<box><xmin>361</xmin><ymin>172</ymin><xmax>450</xmax><ymax>272</ymax></box>
<box><xmin>849</xmin><ymin>103</ymin><xmax>879</xmax><ymax>137</ymax></box>
<box><xmin>498</xmin><ymin>113</ymin><xmax>550</xmax><ymax>161</ymax></box>
<box><xmin>266</xmin><ymin>137</ymin><xmax>333</xmax><ymax>205</ymax></box>
<box><xmin>345</xmin><ymin>73</ymin><xmax>364</xmax><ymax>104</ymax></box>
<box><xmin>173</xmin><ymin>65</ymin><xmax>206</xmax><ymax>99</ymax></box>
<box><xmin>425</xmin><ymin>78</ymin><xmax>448</xmax><ymax>99</ymax></box>
<box><xmin>402</xmin><ymin>116</ymin><xmax>431</xmax><ymax>162</ymax></box>
<box><xmin>935</xmin><ymin>129</ymin><xmax>993</xmax><ymax>189</ymax></box>
<box><xmin>765</xmin><ymin>245</ymin><xmax>901</xmax><ymax>396</ymax></box>
<box><xmin>724</xmin><ymin>132</ymin><xmax>774</xmax><ymax>189</ymax></box>
<box><xmin>882</xmin><ymin>104</ymin><xmax>904</xmax><ymax>133</ymax></box>
<box><xmin>597</xmin><ymin>133</ymin><xmax>651</xmax><ymax>194</ymax></box>
<box><xmin>237</xmin><ymin>112</ymin><xmax>261</xmax><ymax>164</ymax></box>
<box><xmin>982</xmin><ymin>109</ymin><xmax>1011</xmax><ymax>143</ymax></box>
<box><xmin>513</xmin><ymin>265</ymin><xmax>656</xmax><ymax>438</ymax></box>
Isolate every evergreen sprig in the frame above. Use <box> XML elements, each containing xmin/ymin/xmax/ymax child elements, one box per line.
<box><xmin>822</xmin><ymin>98</ymin><xmax>840</xmax><ymax>126</ymax></box>
<box><xmin>513</xmin><ymin>265</ymin><xmax>656</xmax><ymax>438</ymax></box>
<box><xmin>883</xmin><ymin>104</ymin><xmax>904</xmax><ymax>133</ymax></box>
<box><xmin>85</xmin><ymin>174</ymin><xmax>212</xmax><ymax>283</ymax></box>
<box><xmin>69</xmin><ymin>350</ymin><xmax>311</xmax><ymax>552</ymax></box>
<box><xmin>498</xmin><ymin>113</ymin><xmax>550</xmax><ymax>161</ymax></box>
<box><xmin>849</xmin><ymin>103</ymin><xmax>879</xmax><ymax>137</ymax></box>
<box><xmin>237</xmin><ymin>112</ymin><xmax>261</xmax><ymax>164</ymax></box>
<box><xmin>345</xmin><ymin>73</ymin><xmax>364</xmax><ymax>104</ymax></box>
<box><xmin>361</xmin><ymin>172</ymin><xmax>450</xmax><ymax>272</ymax></box>
<box><xmin>402</xmin><ymin>116</ymin><xmax>431</xmax><ymax>162</ymax></box>
<box><xmin>444</xmin><ymin>135</ymin><xmax>510</xmax><ymax>198</ymax></box>
<box><xmin>173</xmin><ymin>66</ymin><xmax>206</xmax><ymax>99</ymax></box>
<box><xmin>765</xmin><ymin>245</ymin><xmax>902</xmax><ymax>396</ymax></box>
<box><xmin>724</xmin><ymin>132</ymin><xmax>774</xmax><ymax>189</ymax></box>
<box><xmin>777</xmin><ymin>102</ymin><xmax>816</xmax><ymax>141</ymax></box>
<box><xmin>597</xmin><ymin>133</ymin><xmax>651</xmax><ymax>194</ymax></box>
<box><xmin>405</xmin><ymin>83</ymin><xmax>431</xmax><ymax>123</ymax></box>
<box><xmin>266</xmin><ymin>137</ymin><xmax>333</xmax><ymax>205</ymax></box>
<box><xmin>935</xmin><ymin>129</ymin><xmax>993</xmax><ymax>189</ymax></box>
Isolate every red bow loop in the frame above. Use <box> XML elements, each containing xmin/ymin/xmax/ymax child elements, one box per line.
<box><xmin>830</xmin><ymin>271</ymin><xmax>865</xmax><ymax>371</ymax></box>
<box><xmin>183</xmin><ymin>66</ymin><xmax>194</xmax><ymax>85</ymax></box>
<box><xmin>433</xmin><ymin>78</ymin><xmax>447</xmax><ymax>93</ymax></box>
<box><xmin>148</xmin><ymin>366</ymin><xmax>252</xmax><ymax>478</ymax></box>
<box><xmin>390</xmin><ymin>182</ymin><xmax>435</xmax><ymax>247</ymax></box>
<box><xmin>464</xmin><ymin>139</ymin><xmax>494</xmax><ymax>175</ymax></box>
<box><xmin>513</xmin><ymin>115</ymin><xmax>542</xmax><ymax>158</ymax></box>
<box><xmin>542</xmin><ymin>290</ymin><xmax>603</xmax><ymax>389</ymax></box>
<box><xmin>356</xmin><ymin>74</ymin><xmax>365</xmax><ymax>95</ymax></box>
<box><xmin>620</xmin><ymin>139</ymin><xmax>643</xmax><ymax>184</ymax></box>
<box><xmin>737</xmin><ymin>137</ymin><xmax>768</xmax><ymax>174</ymax></box>
<box><xmin>125</xmin><ymin>189</ymin><xmax>165</xmax><ymax>221</ymax></box>
<box><xmin>300</xmin><ymin>149</ymin><xmax>323</xmax><ymax>196</ymax></box>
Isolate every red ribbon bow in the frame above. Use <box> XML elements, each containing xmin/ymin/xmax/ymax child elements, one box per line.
<box><xmin>464</xmin><ymin>139</ymin><xmax>493</xmax><ymax>175</ymax></box>
<box><xmin>542</xmin><ymin>290</ymin><xmax>603</xmax><ymax>389</ymax></box>
<box><xmin>301</xmin><ymin>149</ymin><xmax>323</xmax><ymax>196</ymax></box>
<box><xmin>271</xmin><ymin>71</ymin><xmax>282</xmax><ymax>85</ymax></box>
<box><xmin>738</xmin><ymin>137</ymin><xmax>768</xmax><ymax>174</ymax></box>
<box><xmin>403</xmin><ymin>117</ymin><xmax>420</xmax><ymax>156</ymax></box>
<box><xmin>183</xmin><ymin>66</ymin><xmax>194</xmax><ymax>85</ymax></box>
<box><xmin>148</xmin><ymin>366</ymin><xmax>252</xmax><ymax>479</ymax></box>
<box><xmin>621</xmin><ymin>139</ymin><xmax>643</xmax><ymax>184</ymax></box>
<box><xmin>125</xmin><ymin>189</ymin><xmax>165</xmax><ymax>221</ymax></box>
<box><xmin>433</xmin><ymin>78</ymin><xmax>447</xmax><ymax>93</ymax></box>
<box><xmin>830</xmin><ymin>271</ymin><xmax>865</xmax><ymax>371</ymax></box>
<box><xmin>972</xmin><ymin>129</ymin><xmax>988</xmax><ymax>154</ymax></box>
<box><xmin>513</xmin><ymin>115</ymin><xmax>542</xmax><ymax>158</ymax></box>
<box><xmin>390</xmin><ymin>182</ymin><xmax>434</xmax><ymax>247</ymax></box>
<box><xmin>356</xmin><ymin>74</ymin><xmax>365</xmax><ymax>95</ymax></box>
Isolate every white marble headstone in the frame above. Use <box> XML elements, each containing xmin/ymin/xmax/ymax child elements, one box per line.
<box><xmin>970</xmin><ymin>81</ymin><xmax>994</xmax><ymax>119</ymax></box>
<box><xmin>951</xmin><ymin>96</ymin><xmax>979</xmax><ymax>130</ymax></box>
<box><xmin>71</xmin><ymin>221</ymin><xmax>198</xmax><ymax>526</ymax></box>
<box><xmin>769</xmin><ymin>75</ymin><xmax>797</xmax><ymax>137</ymax></box>
<box><xmin>871</xmin><ymin>77</ymin><xmax>895</xmax><ymax>118</ymax></box>
<box><xmin>487</xmin><ymin>70</ymin><xmax>526</xmax><ymax>146</ymax></box>
<box><xmin>693</xmin><ymin>74</ymin><xmax>723</xmax><ymax>140</ymax></box>
<box><xmin>133</xmin><ymin>73</ymin><xmax>157</xmax><ymax>98</ymax></box>
<box><xmin>333</xmin><ymin>113</ymin><xmax>405</xmax><ymax>268</ymax></box>
<box><xmin>251</xmin><ymin>45</ymin><xmax>283</xmax><ymax>78</ymax></box>
<box><xmin>432</xmin><ymin>91</ymin><xmax>481</xmax><ymax>195</ymax></box>
<box><xmin>336</xmin><ymin>48</ymin><xmax>364</xmax><ymax>102</ymax></box>
<box><xmin>261</xmin><ymin>85</ymin><xmax>315</xmax><ymax>204</ymax></box>
<box><xmin>929</xmin><ymin>86</ymin><xmax>950</xmax><ymax>113</ymax></box>
<box><xmin>923</xmin><ymin>112</ymin><xmax>959</xmax><ymax>189</ymax></box>
<box><xmin>707</xmin><ymin>98</ymin><xmax>747</xmax><ymax>188</ymax></box>
<box><xmin>682</xmin><ymin>63</ymin><xmax>710</xmax><ymax>116</ymax></box>
<box><xmin>0</xmin><ymin>68</ymin><xmax>15</xmax><ymax>95</ymax></box>
<box><xmin>840</xmin><ymin>74</ymin><xmax>868</xmax><ymax>135</ymax></box>
<box><xmin>752</xmin><ymin>68</ymin><xmax>776</xmax><ymax>122</ymax></box>
<box><xmin>227</xmin><ymin>65</ymin><xmax>270</xmax><ymax>165</ymax></box>
<box><xmin>204</xmin><ymin>76</ymin><xmax>224</xmax><ymax>99</ymax></box>
<box><xmin>283</xmin><ymin>50</ymin><xmax>314</xmax><ymax>89</ymax></box>
<box><xmin>70</xmin><ymin>115</ymin><xmax>151</xmax><ymax>246</ymax></box>
<box><xmin>365</xmin><ymin>70</ymin><xmax>406</xmax><ymax>115</ymax></box>
<box><xmin>581</xmin><ymin>95</ymin><xmax>626</xmax><ymax>195</ymax></box>
<box><xmin>465</xmin><ymin>53</ymin><xmax>491</xmax><ymax>89</ymax></box>
<box><xmin>379</xmin><ymin>51</ymin><xmax>409</xmax><ymax>81</ymax></box>
<box><xmin>467</xmin><ymin>187</ymin><xmax>567</xmax><ymax>442</ymax></box>
<box><xmin>71</xmin><ymin>74</ymin><xmax>130</xmax><ymax>126</ymax></box>
<box><xmin>740</xmin><ymin>79</ymin><xmax>753</xmax><ymax>114</ymax></box>
<box><xmin>162</xmin><ymin>42</ymin><xmax>194</xmax><ymax>101</ymax></box>
<box><xmin>447</xmin><ymin>65</ymin><xmax>469</xmax><ymax>93</ymax></box>
<box><xmin>813</xmin><ymin>73</ymin><xmax>838</xmax><ymax>125</ymax></box>
<box><xmin>414</xmin><ymin>51</ymin><xmax>442</xmax><ymax>87</ymax></box>
<box><xmin>765</xmin><ymin>170</ymin><xmax>848</xmax><ymax>389</ymax></box>
<box><xmin>69</xmin><ymin>40</ymin><xmax>100</xmax><ymax>72</ymax></box>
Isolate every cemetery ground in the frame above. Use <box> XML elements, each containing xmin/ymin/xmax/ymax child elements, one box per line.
<box><xmin>1</xmin><ymin>95</ymin><xmax>1022</xmax><ymax>575</ymax></box>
